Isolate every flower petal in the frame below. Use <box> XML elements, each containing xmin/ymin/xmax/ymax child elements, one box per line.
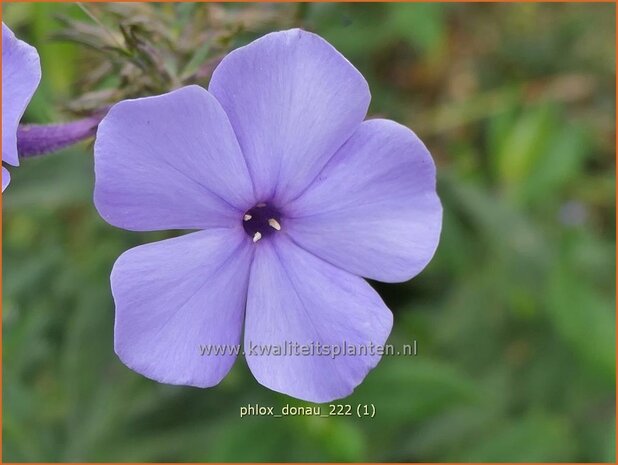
<box><xmin>245</xmin><ymin>236</ymin><xmax>393</xmax><ymax>403</ymax></box>
<box><xmin>2</xmin><ymin>23</ymin><xmax>41</xmax><ymax>167</ymax></box>
<box><xmin>94</xmin><ymin>85</ymin><xmax>255</xmax><ymax>231</ymax></box>
<box><xmin>284</xmin><ymin>119</ymin><xmax>442</xmax><ymax>283</ymax></box>
<box><xmin>112</xmin><ymin>227</ymin><xmax>253</xmax><ymax>388</ymax></box>
<box><xmin>209</xmin><ymin>29</ymin><xmax>370</xmax><ymax>204</ymax></box>
<box><xmin>2</xmin><ymin>167</ymin><xmax>10</xmax><ymax>192</ymax></box>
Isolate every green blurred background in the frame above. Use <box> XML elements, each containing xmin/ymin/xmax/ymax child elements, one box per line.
<box><xmin>3</xmin><ymin>2</ymin><xmax>616</xmax><ymax>462</ymax></box>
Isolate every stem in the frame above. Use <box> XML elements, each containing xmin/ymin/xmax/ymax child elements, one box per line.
<box><xmin>17</xmin><ymin>111</ymin><xmax>106</xmax><ymax>159</ymax></box>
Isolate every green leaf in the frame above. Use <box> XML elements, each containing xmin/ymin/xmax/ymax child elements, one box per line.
<box><xmin>545</xmin><ymin>265</ymin><xmax>615</xmax><ymax>382</ymax></box>
<box><xmin>351</xmin><ymin>358</ymin><xmax>480</xmax><ymax>425</ymax></box>
<box><xmin>459</xmin><ymin>412</ymin><xmax>576</xmax><ymax>462</ymax></box>
<box><xmin>387</xmin><ymin>3</ymin><xmax>446</xmax><ymax>55</ymax></box>
<box><xmin>495</xmin><ymin>105</ymin><xmax>555</xmax><ymax>189</ymax></box>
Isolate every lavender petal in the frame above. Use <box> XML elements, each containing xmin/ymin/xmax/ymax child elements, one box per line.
<box><xmin>2</xmin><ymin>23</ymin><xmax>41</xmax><ymax>167</ymax></box>
<box><xmin>2</xmin><ymin>167</ymin><xmax>10</xmax><ymax>192</ymax></box>
<box><xmin>94</xmin><ymin>85</ymin><xmax>255</xmax><ymax>232</ymax></box>
<box><xmin>285</xmin><ymin>119</ymin><xmax>443</xmax><ymax>283</ymax></box>
<box><xmin>245</xmin><ymin>235</ymin><xmax>393</xmax><ymax>403</ymax></box>
<box><xmin>112</xmin><ymin>227</ymin><xmax>253</xmax><ymax>388</ymax></box>
<box><xmin>209</xmin><ymin>29</ymin><xmax>370</xmax><ymax>204</ymax></box>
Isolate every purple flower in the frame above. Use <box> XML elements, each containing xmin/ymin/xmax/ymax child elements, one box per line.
<box><xmin>94</xmin><ymin>29</ymin><xmax>442</xmax><ymax>402</ymax></box>
<box><xmin>2</xmin><ymin>23</ymin><xmax>41</xmax><ymax>191</ymax></box>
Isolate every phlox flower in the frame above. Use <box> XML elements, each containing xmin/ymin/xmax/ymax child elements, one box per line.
<box><xmin>94</xmin><ymin>29</ymin><xmax>442</xmax><ymax>402</ymax></box>
<box><xmin>2</xmin><ymin>23</ymin><xmax>41</xmax><ymax>191</ymax></box>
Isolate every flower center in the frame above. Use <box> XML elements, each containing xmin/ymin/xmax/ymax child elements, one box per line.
<box><xmin>242</xmin><ymin>203</ymin><xmax>282</xmax><ymax>242</ymax></box>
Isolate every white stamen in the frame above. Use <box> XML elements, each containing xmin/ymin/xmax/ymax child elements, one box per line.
<box><xmin>252</xmin><ymin>232</ymin><xmax>262</xmax><ymax>243</ymax></box>
<box><xmin>243</xmin><ymin>214</ymin><xmax>252</xmax><ymax>221</ymax></box>
<box><xmin>268</xmin><ymin>218</ymin><xmax>281</xmax><ymax>231</ymax></box>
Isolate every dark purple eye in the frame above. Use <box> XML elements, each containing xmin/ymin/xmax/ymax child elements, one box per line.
<box><xmin>242</xmin><ymin>203</ymin><xmax>282</xmax><ymax>242</ymax></box>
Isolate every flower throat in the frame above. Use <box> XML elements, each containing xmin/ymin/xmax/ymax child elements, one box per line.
<box><xmin>242</xmin><ymin>203</ymin><xmax>282</xmax><ymax>242</ymax></box>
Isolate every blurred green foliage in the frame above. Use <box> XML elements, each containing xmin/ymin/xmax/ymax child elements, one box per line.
<box><xmin>3</xmin><ymin>2</ymin><xmax>616</xmax><ymax>462</ymax></box>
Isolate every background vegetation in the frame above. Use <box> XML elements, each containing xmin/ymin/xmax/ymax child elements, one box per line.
<box><xmin>3</xmin><ymin>2</ymin><xmax>616</xmax><ymax>462</ymax></box>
